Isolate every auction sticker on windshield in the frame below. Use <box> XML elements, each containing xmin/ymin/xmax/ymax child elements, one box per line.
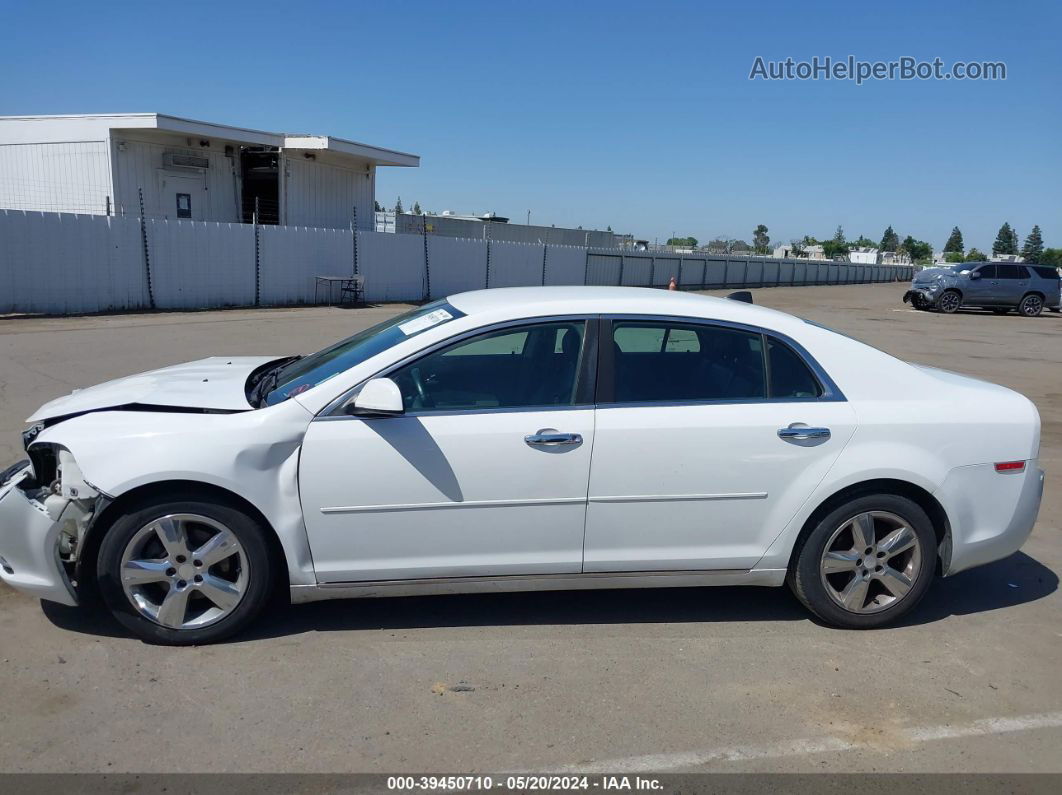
<box><xmin>399</xmin><ymin>309</ymin><xmax>454</xmax><ymax>336</ymax></box>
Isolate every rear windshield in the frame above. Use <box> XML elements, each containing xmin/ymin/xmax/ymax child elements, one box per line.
<box><xmin>263</xmin><ymin>301</ymin><xmax>464</xmax><ymax>405</ymax></box>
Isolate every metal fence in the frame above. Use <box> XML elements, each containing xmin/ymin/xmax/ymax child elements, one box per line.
<box><xmin>0</xmin><ymin>210</ymin><xmax>914</xmax><ymax>315</ymax></box>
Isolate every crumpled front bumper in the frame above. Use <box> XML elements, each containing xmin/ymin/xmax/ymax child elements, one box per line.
<box><xmin>0</xmin><ymin>462</ymin><xmax>78</xmax><ymax>606</ymax></box>
<box><xmin>903</xmin><ymin>287</ymin><xmax>938</xmax><ymax>307</ymax></box>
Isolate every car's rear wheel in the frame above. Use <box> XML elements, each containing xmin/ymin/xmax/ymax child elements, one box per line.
<box><xmin>97</xmin><ymin>496</ymin><xmax>273</xmax><ymax>645</ymax></box>
<box><xmin>937</xmin><ymin>290</ymin><xmax>961</xmax><ymax>313</ymax></box>
<box><xmin>1018</xmin><ymin>293</ymin><xmax>1044</xmax><ymax>317</ymax></box>
<box><xmin>788</xmin><ymin>494</ymin><xmax>937</xmax><ymax>628</ymax></box>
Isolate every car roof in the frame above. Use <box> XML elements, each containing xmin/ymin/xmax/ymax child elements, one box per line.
<box><xmin>446</xmin><ymin>286</ymin><xmax>796</xmax><ymax>329</ymax></box>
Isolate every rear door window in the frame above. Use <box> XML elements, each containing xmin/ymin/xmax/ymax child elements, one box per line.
<box><xmin>607</xmin><ymin>321</ymin><xmax>766</xmax><ymax>403</ymax></box>
<box><xmin>997</xmin><ymin>264</ymin><xmax>1026</xmax><ymax>279</ymax></box>
<box><xmin>767</xmin><ymin>338</ymin><xmax>823</xmax><ymax>399</ymax></box>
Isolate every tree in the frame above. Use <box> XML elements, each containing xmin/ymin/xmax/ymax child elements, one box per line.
<box><xmin>1039</xmin><ymin>248</ymin><xmax>1062</xmax><ymax>268</ymax></box>
<box><xmin>880</xmin><ymin>225</ymin><xmax>900</xmax><ymax>251</ymax></box>
<box><xmin>944</xmin><ymin>252</ymin><xmax>965</xmax><ymax>263</ymax></box>
<box><xmin>394</xmin><ymin>196</ymin><xmax>404</xmax><ymax>214</ymax></box>
<box><xmin>1021</xmin><ymin>225</ymin><xmax>1044</xmax><ymax>263</ymax></box>
<box><xmin>752</xmin><ymin>224</ymin><xmax>770</xmax><ymax>254</ymax></box>
<box><xmin>902</xmin><ymin>235</ymin><xmax>933</xmax><ymax>263</ymax></box>
<box><xmin>965</xmin><ymin>248</ymin><xmax>987</xmax><ymax>262</ymax></box>
<box><xmin>852</xmin><ymin>235</ymin><xmax>877</xmax><ymax>248</ymax></box>
<box><xmin>789</xmin><ymin>238</ymin><xmax>806</xmax><ymax>256</ymax></box>
<box><xmin>993</xmin><ymin>222</ymin><xmax>1018</xmax><ymax>255</ymax></box>
<box><xmin>666</xmin><ymin>236</ymin><xmax>698</xmax><ymax>248</ymax></box>
<box><xmin>412</xmin><ymin>201</ymin><xmax>422</xmax><ymax>215</ymax></box>
<box><xmin>943</xmin><ymin>226</ymin><xmax>964</xmax><ymax>253</ymax></box>
<box><xmin>822</xmin><ymin>227</ymin><xmax>849</xmax><ymax>260</ymax></box>
<box><xmin>373</xmin><ymin>200</ymin><xmax>382</xmax><ymax>212</ymax></box>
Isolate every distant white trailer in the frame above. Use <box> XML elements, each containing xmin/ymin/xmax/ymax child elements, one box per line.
<box><xmin>0</xmin><ymin>113</ymin><xmax>418</xmax><ymax>229</ymax></box>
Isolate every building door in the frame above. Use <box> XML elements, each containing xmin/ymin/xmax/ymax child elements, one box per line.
<box><xmin>157</xmin><ymin>172</ymin><xmax>206</xmax><ymax>220</ymax></box>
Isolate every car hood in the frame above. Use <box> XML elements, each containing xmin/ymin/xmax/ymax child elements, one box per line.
<box><xmin>26</xmin><ymin>356</ymin><xmax>282</xmax><ymax>422</ymax></box>
<box><xmin>912</xmin><ymin>267</ymin><xmax>954</xmax><ymax>283</ymax></box>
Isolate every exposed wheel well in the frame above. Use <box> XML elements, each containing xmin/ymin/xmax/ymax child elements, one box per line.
<box><xmin>76</xmin><ymin>480</ymin><xmax>289</xmax><ymax>603</ymax></box>
<box><xmin>1021</xmin><ymin>290</ymin><xmax>1045</xmax><ymax>301</ymax></box>
<box><xmin>788</xmin><ymin>478</ymin><xmax>951</xmax><ymax>574</ymax></box>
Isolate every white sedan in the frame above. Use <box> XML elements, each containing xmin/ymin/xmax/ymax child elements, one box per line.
<box><xmin>0</xmin><ymin>287</ymin><xmax>1044</xmax><ymax>644</ymax></box>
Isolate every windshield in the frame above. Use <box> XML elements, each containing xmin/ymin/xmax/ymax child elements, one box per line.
<box><xmin>261</xmin><ymin>300</ymin><xmax>465</xmax><ymax>406</ymax></box>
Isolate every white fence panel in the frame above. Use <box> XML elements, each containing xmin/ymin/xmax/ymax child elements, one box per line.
<box><xmin>358</xmin><ymin>230</ymin><xmax>425</xmax><ymax>302</ymax></box>
<box><xmin>490</xmin><ymin>241</ymin><xmax>545</xmax><ymax>288</ymax></box>
<box><xmin>543</xmin><ymin>245</ymin><xmax>585</xmax><ymax>285</ymax></box>
<box><xmin>259</xmin><ymin>225</ymin><xmax>351</xmax><ymax>305</ymax></box>
<box><xmin>0</xmin><ymin>210</ymin><xmax>146</xmax><ymax>314</ymax></box>
<box><xmin>148</xmin><ymin>220</ymin><xmax>254</xmax><ymax>309</ymax></box>
<box><xmin>428</xmin><ymin>236</ymin><xmax>487</xmax><ymax>298</ymax></box>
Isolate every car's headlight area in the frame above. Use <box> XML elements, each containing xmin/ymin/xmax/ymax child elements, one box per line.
<box><xmin>18</xmin><ymin>444</ymin><xmax>101</xmax><ymax>575</ymax></box>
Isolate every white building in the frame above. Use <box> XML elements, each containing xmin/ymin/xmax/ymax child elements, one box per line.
<box><xmin>847</xmin><ymin>246</ymin><xmax>880</xmax><ymax>265</ymax></box>
<box><xmin>990</xmin><ymin>253</ymin><xmax>1025</xmax><ymax>263</ymax></box>
<box><xmin>0</xmin><ymin>113</ymin><xmax>419</xmax><ymax>229</ymax></box>
<box><xmin>881</xmin><ymin>250</ymin><xmax>912</xmax><ymax>266</ymax></box>
<box><xmin>772</xmin><ymin>243</ymin><xmax>830</xmax><ymax>261</ymax></box>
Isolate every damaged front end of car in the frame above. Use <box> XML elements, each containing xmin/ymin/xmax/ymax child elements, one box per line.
<box><xmin>0</xmin><ymin>442</ymin><xmax>109</xmax><ymax>606</ymax></box>
<box><xmin>903</xmin><ymin>287</ymin><xmax>938</xmax><ymax>309</ymax></box>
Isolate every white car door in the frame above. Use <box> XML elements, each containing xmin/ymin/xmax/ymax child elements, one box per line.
<box><xmin>584</xmin><ymin>317</ymin><xmax>856</xmax><ymax>572</ymax></box>
<box><xmin>299</xmin><ymin>318</ymin><xmax>596</xmax><ymax>583</ymax></box>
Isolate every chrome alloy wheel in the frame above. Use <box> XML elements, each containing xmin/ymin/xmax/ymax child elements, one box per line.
<box><xmin>819</xmin><ymin>511</ymin><xmax>922</xmax><ymax>614</ymax></box>
<box><xmin>119</xmin><ymin>514</ymin><xmax>248</xmax><ymax>630</ymax></box>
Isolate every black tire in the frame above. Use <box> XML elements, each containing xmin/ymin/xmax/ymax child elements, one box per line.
<box><xmin>788</xmin><ymin>494</ymin><xmax>937</xmax><ymax>629</ymax></box>
<box><xmin>1018</xmin><ymin>293</ymin><xmax>1044</xmax><ymax>317</ymax></box>
<box><xmin>97</xmin><ymin>495</ymin><xmax>274</xmax><ymax>645</ymax></box>
<box><xmin>937</xmin><ymin>290</ymin><xmax>961</xmax><ymax>314</ymax></box>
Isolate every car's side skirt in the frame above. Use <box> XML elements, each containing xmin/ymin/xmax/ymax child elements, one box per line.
<box><xmin>289</xmin><ymin>568</ymin><xmax>788</xmax><ymax>603</ymax></box>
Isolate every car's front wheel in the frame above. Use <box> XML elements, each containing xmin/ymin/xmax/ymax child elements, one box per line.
<box><xmin>97</xmin><ymin>495</ymin><xmax>274</xmax><ymax>645</ymax></box>
<box><xmin>937</xmin><ymin>290</ymin><xmax>962</xmax><ymax>314</ymax></box>
<box><xmin>788</xmin><ymin>494</ymin><xmax>937</xmax><ymax>628</ymax></box>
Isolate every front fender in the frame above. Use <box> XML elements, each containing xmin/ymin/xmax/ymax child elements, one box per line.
<box><xmin>32</xmin><ymin>401</ymin><xmax>319</xmax><ymax>587</ymax></box>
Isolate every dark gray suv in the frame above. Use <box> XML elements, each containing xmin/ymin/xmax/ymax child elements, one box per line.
<box><xmin>904</xmin><ymin>261</ymin><xmax>1062</xmax><ymax>317</ymax></box>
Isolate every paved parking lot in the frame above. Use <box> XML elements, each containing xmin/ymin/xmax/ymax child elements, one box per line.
<box><xmin>0</xmin><ymin>283</ymin><xmax>1060</xmax><ymax>773</ymax></box>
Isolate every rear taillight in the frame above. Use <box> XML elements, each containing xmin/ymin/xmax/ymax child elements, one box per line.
<box><xmin>994</xmin><ymin>461</ymin><xmax>1026</xmax><ymax>473</ymax></box>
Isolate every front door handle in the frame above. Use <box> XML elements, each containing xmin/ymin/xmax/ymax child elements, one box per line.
<box><xmin>525</xmin><ymin>430</ymin><xmax>583</xmax><ymax>447</ymax></box>
<box><xmin>778</xmin><ymin>426</ymin><xmax>831</xmax><ymax>441</ymax></box>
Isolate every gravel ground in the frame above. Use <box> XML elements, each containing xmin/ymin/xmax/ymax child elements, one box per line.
<box><xmin>0</xmin><ymin>283</ymin><xmax>1059</xmax><ymax>773</ymax></box>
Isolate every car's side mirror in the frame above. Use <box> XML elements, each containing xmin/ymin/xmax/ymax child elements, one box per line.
<box><xmin>347</xmin><ymin>377</ymin><xmax>404</xmax><ymax>417</ymax></box>
<box><xmin>969</xmin><ymin>271</ymin><xmax>981</xmax><ymax>280</ymax></box>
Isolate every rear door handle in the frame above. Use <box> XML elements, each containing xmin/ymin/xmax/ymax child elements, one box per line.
<box><xmin>778</xmin><ymin>426</ymin><xmax>831</xmax><ymax>441</ymax></box>
<box><xmin>525</xmin><ymin>430</ymin><xmax>583</xmax><ymax>447</ymax></box>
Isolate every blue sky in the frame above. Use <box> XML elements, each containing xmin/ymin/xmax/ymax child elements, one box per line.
<box><xmin>3</xmin><ymin>0</ymin><xmax>1059</xmax><ymax>252</ymax></box>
